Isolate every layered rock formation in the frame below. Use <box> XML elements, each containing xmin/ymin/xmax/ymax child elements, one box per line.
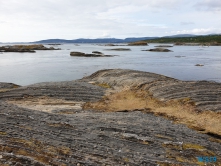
<box><xmin>0</xmin><ymin>69</ymin><xmax>221</xmax><ymax>165</ymax></box>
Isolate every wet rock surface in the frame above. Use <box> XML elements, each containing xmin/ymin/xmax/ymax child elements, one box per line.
<box><xmin>0</xmin><ymin>69</ymin><xmax>221</xmax><ymax>165</ymax></box>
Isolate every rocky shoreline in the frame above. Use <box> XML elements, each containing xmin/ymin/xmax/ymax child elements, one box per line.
<box><xmin>0</xmin><ymin>69</ymin><xmax>221</xmax><ymax>165</ymax></box>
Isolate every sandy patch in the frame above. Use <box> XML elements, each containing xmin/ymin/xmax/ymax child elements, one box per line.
<box><xmin>7</xmin><ymin>96</ymin><xmax>84</xmax><ymax>113</ymax></box>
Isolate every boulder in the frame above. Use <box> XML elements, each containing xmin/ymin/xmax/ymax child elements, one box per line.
<box><xmin>92</xmin><ymin>51</ymin><xmax>103</xmax><ymax>54</ymax></box>
<box><xmin>195</xmin><ymin>64</ymin><xmax>204</xmax><ymax>66</ymax></box>
<box><xmin>142</xmin><ymin>48</ymin><xmax>172</xmax><ymax>52</ymax></box>
<box><xmin>105</xmin><ymin>44</ymin><xmax>116</xmax><ymax>46</ymax></box>
<box><xmin>128</xmin><ymin>41</ymin><xmax>148</xmax><ymax>46</ymax></box>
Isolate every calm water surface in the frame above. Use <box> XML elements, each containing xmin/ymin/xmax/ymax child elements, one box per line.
<box><xmin>0</xmin><ymin>43</ymin><xmax>221</xmax><ymax>85</ymax></box>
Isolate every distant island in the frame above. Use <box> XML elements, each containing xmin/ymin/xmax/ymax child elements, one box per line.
<box><xmin>32</xmin><ymin>37</ymin><xmax>157</xmax><ymax>44</ymax></box>
<box><xmin>1</xmin><ymin>34</ymin><xmax>220</xmax><ymax>45</ymax></box>
<box><xmin>31</xmin><ymin>34</ymin><xmax>221</xmax><ymax>45</ymax></box>
<box><xmin>142</xmin><ymin>34</ymin><xmax>221</xmax><ymax>45</ymax></box>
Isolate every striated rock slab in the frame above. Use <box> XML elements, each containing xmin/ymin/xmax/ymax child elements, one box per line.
<box><xmin>0</xmin><ymin>69</ymin><xmax>221</xmax><ymax>165</ymax></box>
<box><xmin>0</xmin><ymin>101</ymin><xmax>220</xmax><ymax>165</ymax></box>
<box><xmin>82</xmin><ymin>69</ymin><xmax>221</xmax><ymax>112</ymax></box>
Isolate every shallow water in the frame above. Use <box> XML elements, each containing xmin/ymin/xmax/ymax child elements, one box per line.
<box><xmin>0</xmin><ymin>43</ymin><xmax>221</xmax><ymax>85</ymax></box>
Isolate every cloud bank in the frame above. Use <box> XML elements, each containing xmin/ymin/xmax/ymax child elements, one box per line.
<box><xmin>0</xmin><ymin>0</ymin><xmax>220</xmax><ymax>42</ymax></box>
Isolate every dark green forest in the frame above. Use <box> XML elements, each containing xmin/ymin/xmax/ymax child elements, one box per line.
<box><xmin>144</xmin><ymin>35</ymin><xmax>221</xmax><ymax>43</ymax></box>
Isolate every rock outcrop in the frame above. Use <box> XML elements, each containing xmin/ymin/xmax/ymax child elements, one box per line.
<box><xmin>155</xmin><ymin>45</ymin><xmax>173</xmax><ymax>47</ymax></box>
<box><xmin>0</xmin><ymin>69</ymin><xmax>221</xmax><ymax>165</ymax></box>
<box><xmin>70</xmin><ymin>51</ymin><xmax>114</xmax><ymax>57</ymax></box>
<box><xmin>174</xmin><ymin>42</ymin><xmax>221</xmax><ymax>46</ymax></box>
<box><xmin>105</xmin><ymin>48</ymin><xmax>131</xmax><ymax>51</ymax></box>
<box><xmin>142</xmin><ymin>48</ymin><xmax>173</xmax><ymax>52</ymax></box>
<box><xmin>128</xmin><ymin>41</ymin><xmax>148</xmax><ymax>46</ymax></box>
<box><xmin>92</xmin><ymin>51</ymin><xmax>103</xmax><ymax>54</ymax></box>
<box><xmin>195</xmin><ymin>64</ymin><xmax>204</xmax><ymax>66</ymax></box>
<box><xmin>104</xmin><ymin>43</ymin><xmax>116</xmax><ymax>46</ymax></box>
<box><xmin>174</xmin><ymin>42</ymin><xmax>200</xmax><ymax>46</ymax></box>
<box><xmin>82</xmin><ymin>69</ymin><xmax>221</xmax><ymax>112</ymax></box>
<box><xmin>0</xmin><ymin>44</ymin><xmax>60</xmax><ymax>53</ymax></box>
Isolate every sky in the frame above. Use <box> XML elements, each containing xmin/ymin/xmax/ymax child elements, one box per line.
<box><xmin>0</xmin><ymin>0</ymin><xmax>221</xmax><ymax>42</ymax></box>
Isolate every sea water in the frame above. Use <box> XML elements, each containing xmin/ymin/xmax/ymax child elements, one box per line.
<box><xmin>0</xmin><ymin>43</ymin><xmax>221</xmax><ymax>85</ymax></box>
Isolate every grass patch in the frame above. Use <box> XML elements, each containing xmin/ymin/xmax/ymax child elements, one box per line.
<box><xmin>182</xmin><ymin>143</ymin><xmax>205</xmax><ymax>150</ymax></box>
<box><xmin>0</xmin><ymin>89</ymin><xmax>10</xmax><ymax>93</ymax></box>
<box><xmin>83</xmin><ymin>89</ymin><xmax>221</xmax><ymax>136</ymax></box>
<box><xmin>1</xmin><ymin>138</ymin><xmax>72</xmax><ymax>165</ymax></box>
<box><xmin>0</xmin><ymin>131</ymin><xmax>7</xmax><ymax>135</ymax></box>
<box><xmin>155</xmin><ymin>134</ymin><xmax>173</xmax><ymax>140</ymax></box>
<box><xmin>96</xmin><ymin>83</ymin><xmax>111</xmax><ymax>88</ymax></box>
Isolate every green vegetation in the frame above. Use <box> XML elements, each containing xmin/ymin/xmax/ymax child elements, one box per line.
<box><xmin>144</xmin><ymin>35</ymin><xmax>221</xmax><ymax>44</ymax></box>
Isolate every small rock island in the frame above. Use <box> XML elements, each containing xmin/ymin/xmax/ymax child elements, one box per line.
<box><xmin>0</xmin><ymin>44</ymin><xmax>60</xmax><ymax>53</ymax></box>
<box><xmin>70</xmin><ymin>51</ymin><xmax>114</xmax><ymax>57</ymax></box>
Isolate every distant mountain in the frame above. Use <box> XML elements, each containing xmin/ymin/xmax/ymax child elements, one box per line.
<box><xmin>1</xmin><ymin>34</ymin><xmax>220</xmax><ymax>44</ymax></box>
<box><xmin>33</xmin><ymin>37</ymin><xmax>159</xmax><ymax>44</ymax></box>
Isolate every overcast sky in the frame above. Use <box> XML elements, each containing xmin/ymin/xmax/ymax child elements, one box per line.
<box><xmin>0</xmin><ymin>0</ymin><xmax>221</xmax><ymax>42</ymax></box>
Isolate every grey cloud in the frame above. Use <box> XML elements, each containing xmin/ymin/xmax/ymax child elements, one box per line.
<box><xmin>194</xmin><ymin>0</ymin><xmax>221</xmax><ymax>11</ymax></box>
<box><xmin>0</xmin><ymin>21</ymin><xmax>7</xmax><ymax>24</ymax></box>
<box><xmin>0</xmin><ymin>0</ymin><xmax>221</xmax><ymax>42</ymax></box>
